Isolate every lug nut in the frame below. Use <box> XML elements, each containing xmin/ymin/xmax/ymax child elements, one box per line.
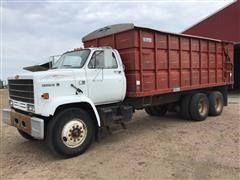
<box><xmin>62</xmin><ymin>137</ymin><xmax>67</xmax><ymax>142</ymax></box>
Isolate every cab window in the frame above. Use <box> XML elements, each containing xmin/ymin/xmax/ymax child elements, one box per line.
<box><xmin>88</xmin><ymin>51</ymin><xmax>118</xmax><ymax>69</ymax></box>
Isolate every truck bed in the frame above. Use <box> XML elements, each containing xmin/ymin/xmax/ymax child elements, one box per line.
<box><xmin>83</xmin><ymin>24</ymin><xmax>234</xmax><ymax>97</ymax></box>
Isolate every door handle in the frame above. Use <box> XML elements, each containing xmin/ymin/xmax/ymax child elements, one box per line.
<box><xmin>114</xmin><ymin>70</ymin><xmax>121</xmax><ymax>74</ymax></box>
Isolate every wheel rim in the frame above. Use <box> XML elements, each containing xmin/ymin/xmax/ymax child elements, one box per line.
<box><xmin>215</xmin><ymin>97</ymin><xmax>222</xmax><ymax>112</ymax></box>
<box><xmin>198</xmin><ymin>98</ymin><xmax>207</xmax><ymax>116</ymax></box>
<box><xmin>61</xmin><ymin>119</ymin><xmax>87</xmax><ymax>148</ymax></box>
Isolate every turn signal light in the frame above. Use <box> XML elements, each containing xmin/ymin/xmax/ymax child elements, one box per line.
<box><xmin>41</xmin><ymin>93</ymin><xmax>49</xmax><ymax>99</ymax></box>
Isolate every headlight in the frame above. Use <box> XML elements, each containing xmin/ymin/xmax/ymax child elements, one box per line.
<box><xmin>27</xmin><ymin>104</ymin><xmax>35</xmax><ymax>112</ymax></box>
<box><xmin>9</xmin><ymin>100</ymin><xmax>13</xmax><ymax>107</ymax></box>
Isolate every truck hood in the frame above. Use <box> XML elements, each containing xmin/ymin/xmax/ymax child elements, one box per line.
<box><xmin>34</xmin><ymin>69</ymin><xmax>75</xmax><ymax>81</ymax></box>
<box><xmin>8</xmin><ymin>69</ymin><xmax>75</xmax><ymax>81</ymax></box>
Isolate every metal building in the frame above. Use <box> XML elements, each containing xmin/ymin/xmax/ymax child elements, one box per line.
<box><xmin>183</xmin><ymin>0</ymin><xmax>240</xmax><ymax>89</ymax></box>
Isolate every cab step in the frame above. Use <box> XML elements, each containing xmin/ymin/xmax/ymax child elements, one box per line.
<box><xmin>96</xmin><ymin>122</ymin><xmax>127</xmax><ymax>141</ymax></box>
<box><xmin>106</xmin><ymin>122</ymin><xmax>127</xmax><ymax>134</ymax></box>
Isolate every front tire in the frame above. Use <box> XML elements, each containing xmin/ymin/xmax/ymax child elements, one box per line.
<box><xmin>46</xmin><ymin>108</ymin><xmax>96</xmax><ymax>158</ymax></box>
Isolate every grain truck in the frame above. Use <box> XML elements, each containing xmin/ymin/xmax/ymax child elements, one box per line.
<box><xmin>2</xmin><ymin>24</ymin><xmax>234</xmax><ymax>157</ymax></box>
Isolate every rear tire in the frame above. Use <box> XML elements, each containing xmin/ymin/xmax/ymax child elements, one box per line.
<box><xmin>18</xmin><ymin>129</ymin><xmax>35</xmax><ymax>140</ymax></box>
<box><xmin>145</xmin><ymin>105</ymin><xmax>167</xmax><ymax>116</ymax></box>
<box><xmin>208</xmin><ymin>91</ymin><xmax>224</xmax><ymax>116</ymax></box>
<box><xmin>190</xmin><ymin>93</ymin><xmax>209</xmax><ymax>121</ymax></box>
<box><xmin>46</xmin><ymin>108</ymin><xmax>96</xmax><ymax>158</ymax></box>
<box><xmin>180</xmin><ymin>94</ymin><xmax>192</xmax><ymax>120</ymax></box>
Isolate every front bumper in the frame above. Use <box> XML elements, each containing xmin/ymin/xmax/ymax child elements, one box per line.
<box><xmin>2</xmin><ymin>109</ymin><xmax>44</xmax><ymax>139</ymax></box>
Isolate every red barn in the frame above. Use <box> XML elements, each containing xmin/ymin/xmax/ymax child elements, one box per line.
<box><xmin>183</xmin><ymin>0</ymin><xmax>240</xmax><ymax>89</ymax></box>
<box><xmin>183</xmin><ymin>0</ymin><xmax>240</xmax><ymax>42</ymax></box>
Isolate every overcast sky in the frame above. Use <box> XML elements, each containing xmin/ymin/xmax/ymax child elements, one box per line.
<box><xmin>1</xmin><ymin>0</ymin><xmax>234</xmax><ymax>80</ymax></box>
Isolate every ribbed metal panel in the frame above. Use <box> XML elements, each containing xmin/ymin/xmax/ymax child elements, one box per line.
<box><xmin>83</xmin><ymin>25</ymin><xmax>234</xmax><ymax>97</ymax></box>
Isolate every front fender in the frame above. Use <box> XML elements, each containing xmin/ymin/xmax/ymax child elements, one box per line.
<box><xmin>38</xmin><ymin>95</ymin><xmax>101</xmax><ymax>126</ymax></box>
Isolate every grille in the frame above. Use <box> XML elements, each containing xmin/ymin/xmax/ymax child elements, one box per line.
<box><xmin>8</xmin><ymin>79</ymin><xmax>34</xmax><ymax>104</ymax></box>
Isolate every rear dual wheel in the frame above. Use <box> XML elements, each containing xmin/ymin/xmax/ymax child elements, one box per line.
<box><xmin>180</xmin><ymin>91</ymin><xmax>223</xmax><ymax>121</ymax></box>
<box><xmin>189</xmin><ymin>93</ymin><xmax>209</xmax><ymax>121</ymax></box>
<box><xmin>181</xmin><ymin>93</ymin><xmax>209</xmax><ymax>121</ymax></box>
<box><xmin>208</xmin><ymin>91</ymin><xmax>224</xmax><ymax>116</ymax></box>
<box><xmin>180</xmin><ymin>94</ymin><xmax>193</xmax><ymax>120</ymax></box>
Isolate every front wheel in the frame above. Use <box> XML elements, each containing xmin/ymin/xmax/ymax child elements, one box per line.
<box><xmin>46</xmin><ymin>108</ymin><xmax>96</xmax><ymax>158</ymax></box>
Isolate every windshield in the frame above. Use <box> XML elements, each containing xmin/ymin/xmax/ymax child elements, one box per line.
<box><xmin>52</xmin><ymin>49</ymin><xmax>90</xmax><ymax>69</ymax></box>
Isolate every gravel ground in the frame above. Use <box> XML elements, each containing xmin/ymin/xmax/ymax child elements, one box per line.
<box><xmin>0</xmin><ymin>89</ymin><xmax>240</xmax><ymax>179</ymax></box>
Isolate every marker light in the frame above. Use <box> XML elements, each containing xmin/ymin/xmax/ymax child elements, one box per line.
<box><xmin>41</xmin><ymin>93</ymin><xmax>49</xmax><ymax>99</ymax></box>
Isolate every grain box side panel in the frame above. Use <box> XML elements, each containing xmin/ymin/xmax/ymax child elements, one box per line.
<box><xmin>125</xmin><ymin>72</ymin><xmax>140</xmax><ymax>96</ymax></box>
<box><xmin>140</xmin><ymin>29</ymin><xmax>156</xmax><ymax>94</ymax></box>
<box><xmin>98</xmin><ymin>35</ymin><xmax>115</xmax><ymax>47</ymax></box>
<box><xmin>83</xmin><ymin>26</ymin><xmax>234</xmax><ymax>98</ymax></box>
<box><xmin>156</xmin><ymin>32</ymin><xmax>169</xmax><ymax>91</ymax></box>
<box><xmin>115</xmin><ymin>30</ymin><xmax>139</xmax><ymax>49</ymax></box>
<box><xmin>142</xmin><ymin>49</ymin><xmax>155</xmax><ymax>70</ymax></box>
<box><xmin>191</xmin><ymin>38</ymin><xmax>200</xmax><ymax>86</ymax></box>
<box><xmin>217</xmin><ymin>43</ymin><xmax>223</xmax><ymax>83</ymax></box>
<box><xmin>118</xmin><ymin>48</ymin><xmax>140</xmax><ymax>71</ymax></box>
<box><xmin>84</xmin><ymin>39</ymin><xmax>98</xmax><ymax>47</ymax></box>
<box><xmin>200</xmin><ymin>40</ymin><xmax>209</xmax><ymax>85</ymax></box>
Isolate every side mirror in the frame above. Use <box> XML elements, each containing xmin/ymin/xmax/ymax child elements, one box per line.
<box><xmin>49</xmin><ymin>55</ymin><xmax>61</xmax><ymax>68</ymax></box>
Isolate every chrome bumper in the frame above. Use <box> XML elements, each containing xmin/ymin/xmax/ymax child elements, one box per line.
<box><xmin>2</xmin><ymin>109</ymin><xmax>44</xmax><ymax>139</ymax></box>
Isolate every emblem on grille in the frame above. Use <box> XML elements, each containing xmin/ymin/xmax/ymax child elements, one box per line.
<box><xmin>15</xmin><ymin>75</ymin><xmax>20</xmax><ymax>79</ymax></box>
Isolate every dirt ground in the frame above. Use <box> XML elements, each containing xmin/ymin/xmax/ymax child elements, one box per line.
<box><xmin>0</xmin><ymin>89</ymin><xmax>239</xmax><ymax>180</ymax></box>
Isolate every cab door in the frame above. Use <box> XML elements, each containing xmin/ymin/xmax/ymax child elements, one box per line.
<box><xmin>86</xmin><ymin>50</ymin><xmax>125</xmax><ymax>105</ymax></box>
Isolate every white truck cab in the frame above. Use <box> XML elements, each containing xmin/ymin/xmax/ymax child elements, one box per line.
<box><xmin>3</xmin><ymin>47</ymin><xmax>129</xmax><ymax>157</ymax></box>
<box><xmin>8</xmin><ymin>47</ymin><xmax>126</xmax><ymax>115</ymax></box>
